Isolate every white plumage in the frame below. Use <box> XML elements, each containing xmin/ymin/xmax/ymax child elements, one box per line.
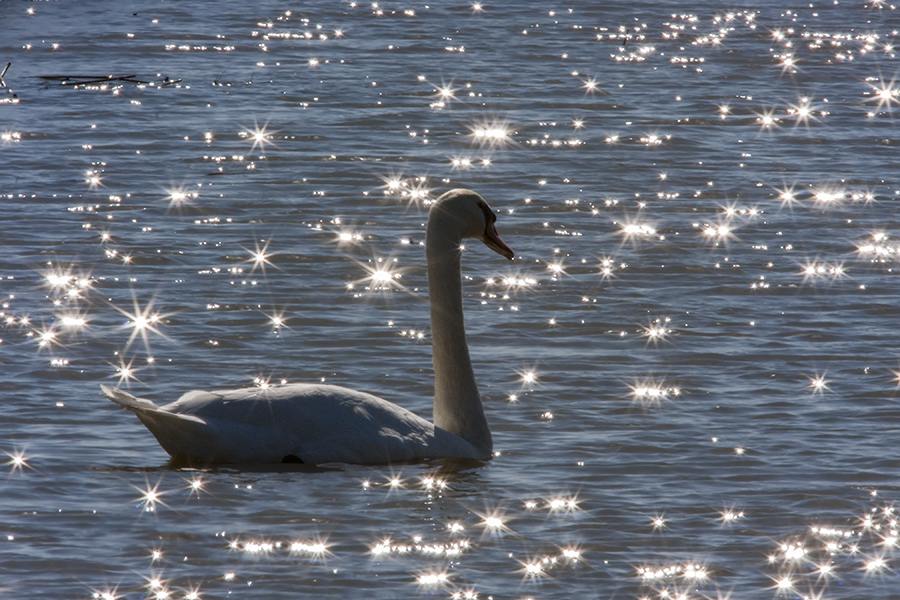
<box><xmin>101</xmin><ymin>189</ymin><xmax>514</xmax><ymax>465</ymax></box>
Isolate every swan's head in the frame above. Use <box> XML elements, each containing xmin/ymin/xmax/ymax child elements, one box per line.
<box><xmin>431</xmin><ymin>189</ymin><xmax>515</xmax><ymax>260</ymax></box>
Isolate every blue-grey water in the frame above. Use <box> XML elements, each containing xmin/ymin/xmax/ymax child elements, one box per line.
<box><xmin>2</xmin><ymin>1</ymin><xmax>900</xmax><ymax>598</ymax></box>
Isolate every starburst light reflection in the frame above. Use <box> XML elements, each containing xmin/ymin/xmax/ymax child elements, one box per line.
<box><xmin>162</xmin><ymin>185</ymin><xmax>199</xmax><ymax>211</ymax></box>
<box><xmin>143</xmin><ymin>575</ymin><xmax>170</xmax><ymax>597</ymax></box>
<box><xmin>385</xmin><ymin>472</ymin><xmax>405</xmax><ymax>490</ymax></box>
<box><xmin>433</xmin><ymin>80</ymin><xmax>457</xmax><ymax>103</ymax></box>
<box><xmin>863</xmin><ymin>553</ymin><xmax>889</xmax><ymax>574</ymax></box>
<box><xmin>334</xmin><ymin>226</ymin><xmax>363</xmax><ymax>246</ymax></box>
<box><xmin>701</xmin><ymin>221</ymin><xmax>736</xmax><ymax>246</ymax></box>
<box><xmin>800</xmin><ymin>259</ymin><xmax>846</xmax><ymax>283</ymax></box>
<box><xmin>185</xmin><ymin>475</ymin><xmax>205</xmax><ymax>497</ymax></box>
<box><xmin>857</xmin><ymin>231</ymin><xmax>899</xmax><ymax>261</ymax></box>
<box><xmin>4</xmin><ymin>449</ymin><xmax>32</xmax><ymax>474</ymax></box>
<box><xmin>598</xmin><ymin>256</ymin><xmax>621</xmax><ymax>281</ymax></box>
<box><xmin>253</xmin><ymin>375</ymin><xmax>272</xmax><ymax>390</ymax></box>
<box><xmin>808</xmin><ymin>373</ymin><xmax>830</xmax><ymax>395</ymax></box>
<box><xmin>265</xmin><ymin>310</ymin><xmax>290</xmax><ymax>332</ymax></box>
<box><xmin>401</xmin><ymin>178</ymin><xmax>431</xmax><ymax>208</ymax></box>
<box><xmin>421</xmin><ymin>475</ymin><xmax>448</xmax><ymax>492</ymax></box>
<box><xmin>547</xmin><ymin>494</ymin><xmax>580</xmax><ymax>513</ymax></box>
<box><xmin>1</xmin><ymin>130</ymin><xmax>23</xmax><ymax>142</ymax></box>
<box><xmin>629</xmin><ymin>378</ymin><xmax>680</xmax><ymax>407</ymax></box>
<box><xmin>787</xmin><ymin>97</ymin><xmax>818</xmax><ymax>129</ymax></box>
<box><xmin>813</xmin><ymin>560</ymin><xmax>836</xmax><ymax>581</ymax></box>
<box><xmin>241</xmin><ymin>239</ymin><xmax>278</xmax><ymax>275</ymax></box>
<box><xmin>775</xmin><ymin>184</ymin><xmax>801</xmax><ymax>210</ymax></box>
<box><xmin>755</xmin><ymin>107</ymin><xmax>779</xmax><ymax>131</ymax></box>
<box><xmin>640</xmin><ymin>318</ymin><xmax>672</xmax><ymax>345</ymax></box>
<box><xmin>230</xmin><ymin>538</ymin><xmax>273</xmax><ymax>555</ymax></box>
<box><xmin>111</xmin><ymin>293</ymin><xmax>172</xmax><ymax>354</ymax></box>
<box><xmin>89</xmin><ymin>586</ymin><xmax>122</xmax><ymax>600</ymax></box>
<box><xmin>474</xmin><ymin>507</ymin><xmax>512</xmax><ymax>536</ymax></box>
<box><xmin>376</xmin><ymin>173</ymin><xmax>431</xmax><ymax>208</ymax></box>
<box><xmin>34</xmin><ymin>323</ymin><xmax>60</xmax><ymax>350</ymax></box>
<box><xmin>516</xmin><ymin>547</ymin><xmax>584</xmax><ymax>581</ymax></box>
<box><xmin>581</xmin><ymin>76</ymin><xmax>600</xmax><ymax>94</ymax></box>
<box><xmin>617</xmin><ymin>218</ymin><xmax>658</xmax><ymax>244</ymax></box>
<box><xmin>290</xmin><ymin>537</ymin><xmax>331</xmax><ymax>559</ymax></box>
<box><xmin>637</xmin><ymin>563</ymin><xmax>709</xmax><ymax>585</ymax></box>
<box><xmin>811</xmin><ymin>185</ymin><xmax>846</xmax><ymax>207</ymax></box>
<box><xmin>111</xmin><ymin>355</ymin><xmax>142</xmax><ymax>386</ymax></box>
<box><xmin>57</xmin><ymin>311</ymin><xmax>89</xmax><ymax>331</ymax></box>
<box><xmin>866</xmin><ymin>76</ymin><xmax>900</xmax><ymax>114</ymax></box>
<box><xmin>241</xmin><ymin>120</ymin><xmax>276</xmax><ymax>154</ymax></box>
<box><xmin>350</xmin><ymin>256</ymin><xmax>408</xmax><ymax>295</ymax></box>
<box><xmin>132</xmin><ymin>477</ymin><xmax>170</xmax><ymax>513</ymax></box>
<box><xmin>182</xmin><ymin>584</ymin><xmax>203</xmax><ymax>600</ymax></box>
<box><xmin>468</xmin><ymin>118</ymin><xmax>513</xmax><ymax>149</ymax></box>
<box><xmin>720</xmin><ymin>508</ymin><xmax>745</xmax><ymax>524</ymax></box>
<box><xmin>416</xmin><ymin>571</ymin><xmax>450</xmax><ymax>587</ymax></box>
<box><xmin>651</xmin><ymin>514</ymin><xmax>667</xmax><ymax>530</ymax></box>
<box><xmin>85</xmin><ymin>169</ymin><xmax>103</xmax><ymax>189</ymax></box>
<box><xmin>891</xmin><ymin>367</ymin><xmax>900</xmax><ymax>390</ymax></box>
<box><xmin>520</xmin><ymin>558</ymin><xmax>547</xmax><ymax>580</ymax></box>
<box><xmin>377</xmin><ymin>171</ymin><xmax>407</xmax><ymax>196</ymax></box>
<box><xmin>42</xmin><ymin>263</ymin><xmax>93</xmax><ymax>299</ymax></box>
<box><xmin>516</xmin><ymin>368</ymin><xmax>539</xmax><ymax>389</ymax></box>
<box><xmin>779</xmin><ymin>52</ymin><xmax>799</xmax><ymax>74</ymax></box>
<box><xmin>546</xmin><ymin>260</ymin><xmax>567</xmax><ymax>277</ymax></box>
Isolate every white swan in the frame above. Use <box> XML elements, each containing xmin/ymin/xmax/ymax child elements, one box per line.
<box><xmin>101</xmin><ymin>189</ymin><xmax>514</xmax><ymax>465</ymax></box>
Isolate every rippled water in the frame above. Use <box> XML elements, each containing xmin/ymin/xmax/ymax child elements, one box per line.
<box><xmin>3</xmin><ymin>1</ymin><xmax>900</xmax><ymax>598</ymax></box>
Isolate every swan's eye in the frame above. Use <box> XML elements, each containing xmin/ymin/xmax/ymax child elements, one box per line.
<box><xmin>478</xmin><ymin>202</ymin><xmax>496</xmax><ymax>224</ymax></box>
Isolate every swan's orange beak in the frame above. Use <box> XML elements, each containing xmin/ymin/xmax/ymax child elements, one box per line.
<box><xmin>483</xmin><ymin>222</ymin><xmax>514</xmax><ymax>260</ymax></box>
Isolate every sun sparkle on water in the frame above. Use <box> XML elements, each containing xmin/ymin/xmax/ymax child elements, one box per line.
<box><xmin>131</xmin><ymin>477</ymin><xmax>170</xmax><ymax>513</ymax></box>
<box><xmin>240</xmin><ymin>120</ymin><xmax>276</xmax><ymax>154</ymax></box>
<box><xmin>110</xmin><ymin>293</ymin><xmax>172</xmax><ymax>355</ymax></box>
<box><xmin>111</xmin><ymin>355</ymin><xmax>142</xmax><ymax>386</ymax></box>
<box><xmin>4</xmin><ymin>449</ymin><xmax>32</xmax><ymax>474</ymax></box>
<box><xmin>162</xmin><ymin>185</ymin><xmax>199</xmax><ymax>211</ymax></box>
<box><xmin>473</xmin><ymin>506</ymin><xmax>512</xmax><ymax>536</ymax></box>
<box><xmin>468</xmin><ymin>118</ymin><xmax>513</xmax><ymax>149</ymax></box>
<box><xmin>808</xmin><ymin>373</ymin><xmax>830</xmax><ymax>394</ymax></box>
<box><xmin>240</xmin><ymin>239</ymin><xmax>278</xmax><ymax>275</ymax></box>
<box><xmin>516</xmin><ymin>369</ymin><xmax>538</xmax><ymax>388</ymax></box>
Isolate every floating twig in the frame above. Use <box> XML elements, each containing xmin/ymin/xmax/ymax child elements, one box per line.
<box><xmin>38</xmin><ymin>74</ymin><xmax>155</xmax><ymax>86</ymax></box>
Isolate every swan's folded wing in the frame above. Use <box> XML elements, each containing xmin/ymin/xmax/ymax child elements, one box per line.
<box><xmin>132</xmin><ymin>402</ymin><xmax>301</xmax><ymax>463</ymax></box>
<box><xmin>161</xmin><ymin>389</ymin><xmax>226</xmax><ymax>413</ymax></box>
<box><xmin>152</xmin><ymin>415</ymin><xmax>302</xmax><ymax>463</ymax></box>
<box><xmin>294</xmin><ymin>398</ymin><xmax>436</xmax><ymax>464</ymax></box>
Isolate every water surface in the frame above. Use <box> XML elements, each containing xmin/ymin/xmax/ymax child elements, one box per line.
<box><xmin>2</xmin><ymin>1</ymin><xmax>900</xmax><ymax>598</ymax></box>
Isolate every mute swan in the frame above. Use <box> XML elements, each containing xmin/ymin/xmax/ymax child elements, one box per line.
<box><xmin>101</xmin><ymin>189</ymin><xmax>514</xmax><ymax>465</ymax></box>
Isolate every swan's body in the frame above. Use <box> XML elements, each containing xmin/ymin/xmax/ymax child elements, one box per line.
<box><xmin>101</xmin><ymin>189</ymin><xmax>514</xmax><ymax>465</ymax></box>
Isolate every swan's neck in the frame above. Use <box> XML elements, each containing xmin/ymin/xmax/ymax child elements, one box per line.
<box><xmin>426</xmin><ymin>223</ymin><xmax>492</xmax><ymax>456</ymax></box>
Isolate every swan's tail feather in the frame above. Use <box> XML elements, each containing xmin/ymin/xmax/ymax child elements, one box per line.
<box><xmin>101</xmin><ymin>384</ymin><xmax>205</xmax><ymax>424</ymax></box>
<box><xmin>100</xmin><ymin>384</ymin><xmax>159</xmax><ymax>411</ymax></box>
<box><xmin>101</xmin><ymin>384</ymin><xmax>212</xmax><ymax>461</ymax></box>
